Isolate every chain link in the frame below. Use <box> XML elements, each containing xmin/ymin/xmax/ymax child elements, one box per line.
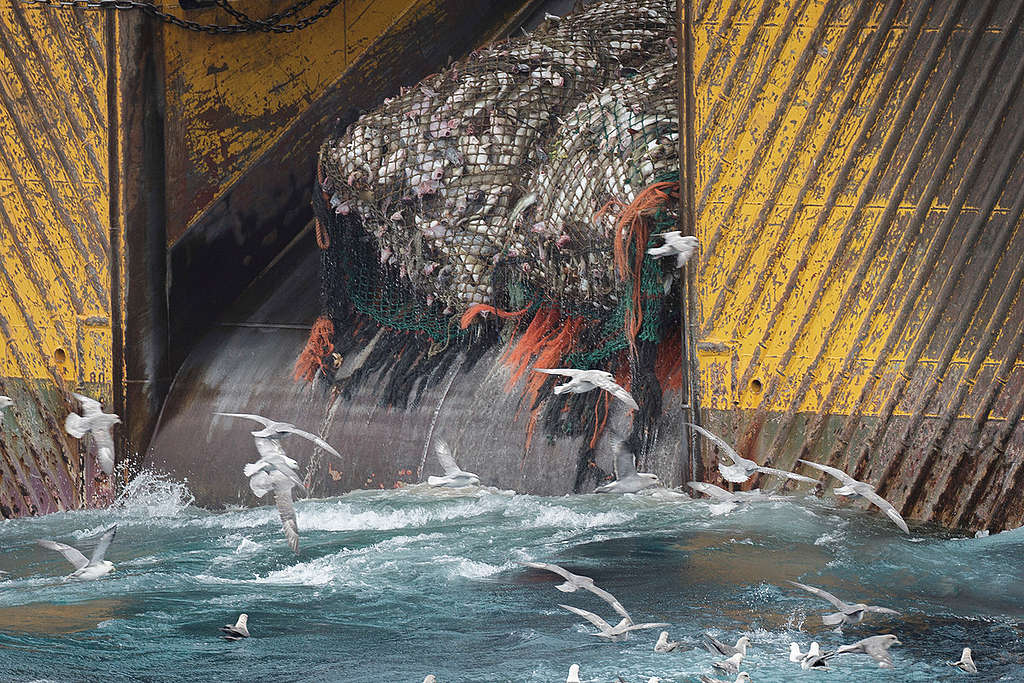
<box><xmin>21</xmin><ymin>0</ymin><xmax>342</xmax><ymax>34</ymax></box>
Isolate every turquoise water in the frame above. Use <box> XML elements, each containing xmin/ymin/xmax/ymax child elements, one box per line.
<box><xmin>0</xmin><ymin>474</ymin><xmax>1021</xmax><ymax>682</ymax></box>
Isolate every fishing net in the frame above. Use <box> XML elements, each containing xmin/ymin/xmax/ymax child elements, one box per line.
<box><xmin>305</xmin><ymin>0</ymin><xmax>686</xmax><ymax>454</ymax></box>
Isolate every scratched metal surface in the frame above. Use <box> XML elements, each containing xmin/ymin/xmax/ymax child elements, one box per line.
<box><xmin>693</xmin><ymin>0</ymin><xmax>1024</xmax><ymax>531</ymax></box>
<box><xmin>0</xmin><ymin>2</ymin><xmax>115</xmax><ymax>516</ymax></box>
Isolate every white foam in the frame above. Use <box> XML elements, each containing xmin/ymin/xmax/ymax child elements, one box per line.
<box><xmin>112</xmin><ymin>470</ymin><xmax>195</xmax><ymax>517</ymax></box>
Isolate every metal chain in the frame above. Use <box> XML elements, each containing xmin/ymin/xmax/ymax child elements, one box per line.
<box><xmin>21</xmin><ymin>0</ymin><xmax>342</xmax><ymax>34</ymax></box>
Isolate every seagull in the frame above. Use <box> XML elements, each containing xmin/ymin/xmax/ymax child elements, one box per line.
<box><xmin>423</xmin><ymin>677</ymin><xmax>437</xmax><ymax>683</ymax></box>
<box><xmin>832</xmin><ymin>634</ymin><xmax>901</xmax><ymax>668</ymax></box>
<box><xmin>699</xmin><ymin>674</ymin><xmax>750</xmax><ymax>683</ymax></box>
<box><xmin>797</xmin><ymin>459</ymin><xmax>910</xmax><ymax>533</ymax></box>
<box><xmin>215</xmin><ymin>412</ymin><xmax>342</xmax><ymax>460</ymax></box>
<box><xmin>947</xmin><ymin>647</ymin><xmax>978</xmax><ymax>673</ymax></box>
<box><xmin>688</xmin><ymin>424</ymin><xmax>817</xmax><ymax>486</ymax></box>
<box><xmin>534</xmin><ymin>369</ymin><xmax>639</xmax><ymax>411</ymax></box>
<box><xmin>37</xmin><ymin>524</ymin><xmax>117</xmax><ymax>580</ymax></box>
<box><xmin>787</xmin><ymin>580</ymin><xmax>900</xmax><ymax>627</ymax></box>
<box><xmin>789</xmin><ymin>642</ymin><xmax>804</xmax><ymax>662</ymax></box>
<box><xmin>557</xmin><ymin>604</ymin><xmax>668</xmax><ymax>640</ymax></box>
<box><xmin>0</xmin><ymin>395</ymin><xmax>12</xmax><ymax>425</ymax></box>
<box><xmin>594</xmin><ymin>440</ymin><xmax>660</xmax><ymax>494</ymax></box>
<box><xmin>703</xmin><ymin>634</ymin><xmax>750</xmax><ymax>658</ymax></box>
<box><xmin>654</xmin><ymin>631</ymin><xmax>680</xmax><ymax>653</ymax></box>
<box><xmin>800</xmin><ymin>642</ymin><xmax>831</xmax><ymax>670</ymax></box>
<box><xmin>220</xmin><ymin>613</ymin><xmax>250</xmax><ymax>640</ymax></box>
<box><xmin>648</xmin><ymin>231</ymin><xmax>699</xmax><ymax>268</ymax></box>
<box><xmin>65</xmin><ymin>393</ymin><xmax>120</xmax><ymax>475</ymax></box>
<box><xmin>246</xmin><ymin>446</ymin><xmax>303</xmax><ymax>553</ymax></box>
<box><xmin>566</xmin><ymin>665</ymin><xmax>581</xmax><ymax>683</ymax></box>
<box><xmin>520</xmin><ymin>561</ymin><xmax>631</xmax><ymax>622</ymax></box>
<box><xmin>712</xmin><ymin>652</ymin><xmax>745</xmax><ymax>674</ymax></box>
<box><xmin>687</xmin><ymin>482</ymin><xmax>779</xmax><ymax>515</ymax></box>
<box><xmin>427</xmin><ymin>438</ymin><xmax>480</xmax><ymax>487</ymax></box>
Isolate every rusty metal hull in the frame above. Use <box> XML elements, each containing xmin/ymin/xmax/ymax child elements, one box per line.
<box><xmin>692</xmin><ymin>0</ymin><xmax>1024</xmax><ymax>531</ymax></box>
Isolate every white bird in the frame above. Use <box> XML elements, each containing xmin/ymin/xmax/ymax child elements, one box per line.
<box><xmin>787</xmin><ymin>580</ymin><xmax>900</xmax><ymax>627</ymax></box>
<box><xmin>65</xmin><ymin>393</ymin><xmax>120</xmax><ymax>476</ymax></box>
<box><xmin>700</xmin><ymin>674</ymin><xmax>750</xmax><ymax>683</ymax></box>
<box><xmin>566</xmin><ymin>665</ymin><xmax>581</xmax><ymax>683</ymax></box>
<box><xmin>800</xmin><ymin>642</ymin><xmax>831</xmax><ymax>670</ymax></box>
<box><xmin>0</xmin><ymin>395</ymin><xmax>12</xmax><ymax>425</ymax></box>
<box><xmin>520</xmin><ymin>561</ymin><xmax>631</xmax><ymax>622</ymax></box>
<box><xmin>557</xmin><ymin>604</ymin><xmax>668</xmax><ymax>640</ymax></box>
<box><xmin>703</xmin><ymin>634</ymin><xmax>750</xmax><ymax>658</ymax></box>
<box><xmin>423</xmin><ymin>676</ymin><xmax>437</xmax><ymax>683</ymax></box>
<box><xmin>246</xmin><ymin>445</ymin><xmax>303</xmax><ymax>554</ymax></box>
<box><xmin>947</xmin><ymin>647</ymin><xmax>978</xmax><ymax>673</ymax></box>
<box><xmin>427</xmin><ymin>438</ymin><xmax>480</xmax><ymax>487</ymax></box>
<box><xmin>220</xmin><ymin>613</ymin><xmax>250</xmax><ymax>640</ymax></box>
<box><xmin>687</xmin><ymin>482</ymin><xmax>780</xmax><ymax>515</ymax></box>
<box><xmin>215</xmin><ymin>412</ymin><xmax>342</xmax><ymax>459</ymax></box>
<box><xmin>654</xmin><ymin>630</ymin><xmax>680</xmax><ymax>653</ymax></box>
<box><xmin>688</xmin><ymin>424</ymin><xmax>817</xmax><ymax>485</ymax></box>
<box><xmin>797</xmin><ymin>459</ymin><xmax>910</xmax><ymax>534</ymax></box>
<box><xmin>789</xmin><ymin>642</ymin><xmax>804</xmax><ymax>662</ymax></box>
<box><xmin>534</xmin><ymin>369</ymin><xmax>639</xmax><ymax>411</ymax></box>
<box><xmin>712</xmin><ymin>652</ymin><xmax>745</xmax><ymax>674</ymax></box>
<box><xmin>832</xmin><ymin>634</ymin><xmax>901</xmax><ymax>668</ymax></box>
<box><xmin>648</xmin><ymin>231</ymin><xmax>699</xmax><ymax>268</ymax></box>
<box><xmin>594</xmin><ymin>440</ymin><xmax>660</xmax><ymax>494</ymax></box>
<box><xmin>37</xmin><ymin>524</ymin><xmax>117</xmax><ymax>580</ymax></box>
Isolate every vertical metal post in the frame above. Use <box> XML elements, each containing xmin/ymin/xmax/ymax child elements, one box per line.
<box><xmin>678</xmin><ymin>0</ymin><xmax>702</xmax><ymax>481</ymax></box>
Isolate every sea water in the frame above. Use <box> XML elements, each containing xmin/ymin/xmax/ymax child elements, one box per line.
<box><xmin>0</xmin><ymin>472</ymin><xmax>1021</xmax><ymax>682</ymax></box>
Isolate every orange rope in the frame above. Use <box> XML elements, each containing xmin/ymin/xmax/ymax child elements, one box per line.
<box><xmin>314</xmin><ymin>218</ymin><xmax>330</xmax><ymax>249</ymax></box>
<box><xmin>589</xmin><ymin>392</ymin><xmax>609</xmax><ymax>448</ymax></box>
<box><xmin>293</xmin><ymin>316</ymin><xmax>334</xmax><ymax>382</ymax></box>
<box><xmin>459</xmin><ymin>303</ymin><xmax>531</xmax><ymax>329</ymax></box>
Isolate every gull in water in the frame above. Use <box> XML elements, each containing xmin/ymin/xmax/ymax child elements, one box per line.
<box><xmin>795</xmin><ymin>642</ymin><xmax>830</xmax><ymax>670</ymax></box>
<box><xmin>427</xmin><ymin>438</ymin><xmax>480</xmax><ymax>487</ymax></box>
<box><xmin>246</xmin><ymin>438</ymin><xmax>303</xmax><ymax>553</ymax></box>
<box><xmin>595</xmin><ymin>440</ymin><xmax>660</xmax><ymax>494</ymax></box>
<box><xmin>703</xmin><ymin>634</ymin><xmax>750</xmax><ymax>658</ymax></box>
<box><xmin>423</xmin><ymin>677</ymin><xmax>437</xmax><ymax>683</ymax></box>
<box><xmin>65</xmin><ymin>393</ymin><xmax>120</xmax><ymax>476</ymax></box>
<box><xmin>565</xmin><ymin>665</ymin><xmax>581</xmax><ymax>683</ymax></box>
<box><xmin>0</xmin><ymin>395</ymin><xmax>12</xmax><ymax>425</ymax></box>
<box><xmin>534</xmin><ymin>369</ymin><xmax>639</xmax><ymax>411</ymax></box>
<box><xmin>797</xmin><ymin>459</ymin><xmax>910</xmax><ymax>533</ymax></box>
<box><xmin>520</xmin><ymin>561</ymin><xmax>631</xmax><ymax>622</ymax></box>
<box><xmin>688</xmin><ymin>424</ymin><xmax>816</xmax><ymax>486</ymax></box>
<box><xmin>700</xmin><ymin>674</ymin><xmax>750</xmax><ymax>683</ymax></box>
<box><xmin>648</xmin><ymin>231</ymin><xmax>699</xmax><ymax>268</ymax></box>
<box><xmin>832</xmin><ymin>634</ymin><xmax>901</xmax><ymax>668</ymax></box>
<box><xmin>947</xmin><ymin>647</ymin><xmax>978</xmax><ymax>673</ymax></box>
<box><xmin>37</xmin><ymin>524</ymin><xmax>117</xmax><ymax>580</ymax></box>
<box><xmin>557</xmin><ymin>604</ymin><xmax>667</xmax><ymax>640</ymax></box>
<box><xmin>712</xmin><ymin>652</ymin><xmax>745</xmax><ymax>674</ymax></box>
<box><xmin>787</xmin><ymin>580</ymin><xmax>900</xmax><ymax>628</ymax></box>
<box><xmin>215</xmin><ymin>412</ymin><xmax>342</xmax><ymax>459</ymax></box>
<box><xmin>220</xmin><ymin>613</ymin><xmax>250</xmax><ymax>640</ymax></box>
<box><xmin>654</xmin><ymin>631</ymin><xmax>680</xmax><ymax>653</ymax></box>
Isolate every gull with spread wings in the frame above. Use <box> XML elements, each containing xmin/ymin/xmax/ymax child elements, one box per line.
<box><xmin>557</xmin><ymin>603</ymin><xmax>668</xmax><ymax>640</ymax></box>
<box><xmin>832</xmin><ymin>634</ymin><xmax>901</xmax><ymax>668</ymax></box>
<box><xmin>787</xmin><ymin>580</ymin><xmax>900</xmax><ymax>628</ymax></box>
<box><xmin>427</xmin><ymin>438</ymin><xmax>480</xmax><ymax>487</ymax></box>
<box><xmin>65</xmin><ymin>393</ymin><xmax>120</xmax><ymax>475</ymax></box>
<box><xmin>38</xmin><ymin>524</ymin><xmax>118</xmax><ymax>580</ymax></box>
<box><xmin>595</xmin><ymin>440</ymin><xmax>660</xmax><ymax>494</ymax></box>
<box><xmin>688</xmin><ymin>424</ymin><xmax>816</xmax><ymax>486</ymax></box>
<box><xmin>534</xmin><ymin>369</ymin><xmax>639</xmax><ymax>411</ymax></box>
<box><xmin>245</xmin><ymin>437</ymin><xmax>304</xmax><ymax>553</ymax></box>
<box><xmin>521</xmin><ymin>561</ymin><xmax>632</xmax><ymax>623</ymax></box>
<box><xmin>797</xmin><ymin>459</ymin><xmax>910</xmax><ymax>533</ymax></box>
<box><xmin>215</xmin><ymin>412</ymin><xmax>342</xmax><ymax>459</ymax></box>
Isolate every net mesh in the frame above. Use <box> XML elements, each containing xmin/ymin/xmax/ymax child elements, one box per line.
<box><xmin>308</xmin><ymin>0</ymin><xmax>685</xmax><ymax>448</ymax></box>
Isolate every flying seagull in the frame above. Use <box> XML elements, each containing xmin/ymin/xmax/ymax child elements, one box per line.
<box><xmin>215</xmin><ymin>412</ymin><xmax>342</xmax><ymax>459</ymax></box>
<box><xmin>246</xmin><ymin>439</ymin><xmax>303</xmax><ymax>553</ymax></box>
<box><xmin>699</xmin><ymin>674</ymin><xmax>750</xmax><ymax>683</ymax></box>
<box><xmin>712</xmin><ymin>652</ymin><xmax>745</xmax><ymax>674</ymax></box>
<box><xmin>687</xmin><ymin>482</ymin><xmax>779</xmax><ymax>515</ymax></box>
<box><xmin>427</xmin><ymin>438</ymin><xmax>480</xmax><ymax>487</ymax></box>
<box><xmin>787</xmin><ymin>580</ymin><xmax>900</xmax><ymax>627</ymax></box>
<box><xmin>520</xmin><ymin>561</ymin><xmax>631</xmax><ymax>622</ymax></box>
<box><xmin>65</xmin><ymin>393</ymin><xmax>120</xmax><ymax>476</ymax></box>
<box><xmin>688</xmin><ymin>424</ymin><xmax>816</xmax><ymax>486</ymax></box>
<box><xmin>37</xmin><ymin>524</ymin><xmax>117</xmax><ymax>580</ymax></box>
<box><xmin>832</xmin><ymin>634</ymin><xmax>901</xmax><ymax>668</ymax></box>
<box><xmin>947</xmin><ymin>647</ymin><xmax>978</xmax><ymax>673</ymax></box>
<box><xmin>797</xmin><ymin>459</ymin><xmax>909</xmax><ymax>533</ymax></box>
<box><xmin>595</xmin><ymin>440</ymin><xmax>659</xmax><ymax>494</ymax></box>
<box><xmin>0</xmin><ymin>395</ymin><xmax>12</xmax><ymax>425</ymax></box>
<box><xmin>654</xmin><ymin>631</ymin><xmax>680</xmax><ymax>653</ymax></box>
<box><xmin>534</xmin><ymin>369</ymin><xmax>639</xmax><ymax>411</ymax></box>
<box><xmin>220</xmin><ymin>613</ymin><xmax>250</xmax><ymax>640</ymax></box>
<box><xmin>648</xmin><ymin>231</ymin><xmax>699</xmax><ymax>268</ymax></box>
<box><xmin>557</xmin><ymin>604</ymin><xmax>667</xmax><ymax>640</ymax></box>
<box><xmin>703</xmin><ymin>634</ymin><xmax>750</xmax><ymax>658</ymax></box>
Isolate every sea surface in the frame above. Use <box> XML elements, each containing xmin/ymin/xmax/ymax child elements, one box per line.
<box><xmin>0</xmin><ymin>473</ymin><xmax>1021</xmax><ymax>682</ymax></box>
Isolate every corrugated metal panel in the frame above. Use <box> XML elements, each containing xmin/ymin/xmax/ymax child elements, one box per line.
<box><xmin>0</xmin><ymin>3</ymin><xmax>115</xmax><ymax>515</ymax></box>
<box><xmin>694</xmin><ymin>0</ymin><xmax>1024</xmax><ymax>531</ymax></box>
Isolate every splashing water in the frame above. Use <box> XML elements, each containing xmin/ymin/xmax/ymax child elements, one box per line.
<box><xmin>0</xmin><ymin>475</ymin><xmax>1022</xmax><ymax>681</ymax></box>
